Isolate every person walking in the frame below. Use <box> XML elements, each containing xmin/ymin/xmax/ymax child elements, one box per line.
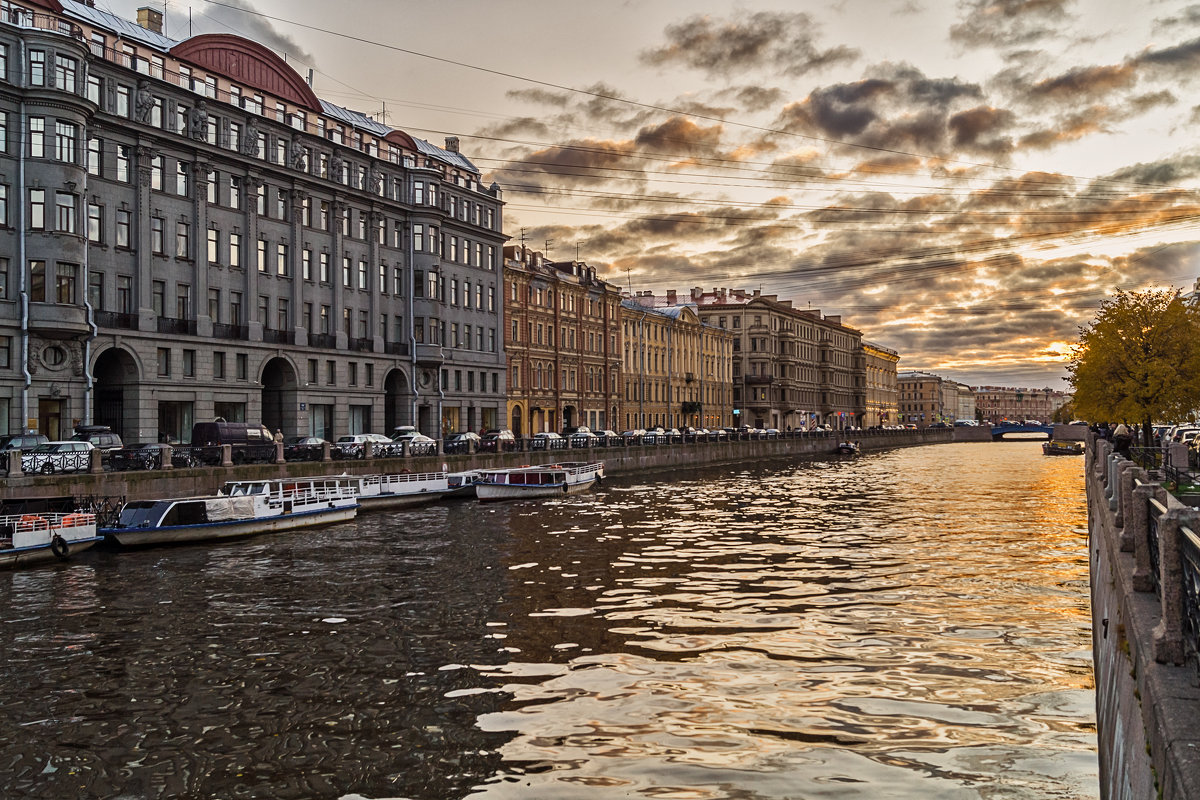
<box><xmin>1112</xmin><ymin>423</ymin><xmax>1132</xmax><ymax>457</ymax></box>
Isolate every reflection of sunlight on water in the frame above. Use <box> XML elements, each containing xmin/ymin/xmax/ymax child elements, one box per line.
<box><xmin>470</xmin><ymin>443</ymin><xmax>1096</xmax><ymax>799</ymax></box>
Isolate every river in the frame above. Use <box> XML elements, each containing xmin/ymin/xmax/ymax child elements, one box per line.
<box><xmin>0</xmin><ymin>441</ymin><xmax>1096</xmax><ymax>799</ymax></box>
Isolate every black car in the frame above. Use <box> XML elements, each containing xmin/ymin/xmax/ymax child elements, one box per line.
<box><xmin>283</xmin><ymin>436</ymin><xmax>338</xmax><ymax>461</ymax></box>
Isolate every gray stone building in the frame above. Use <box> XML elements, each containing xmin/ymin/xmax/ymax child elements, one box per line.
<box><xmin>0</xmin><ymin>0</ymin><xmax>506</xmax><ymax>443</ymax></box>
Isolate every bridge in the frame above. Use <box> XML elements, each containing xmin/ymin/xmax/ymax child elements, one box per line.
<box><xmin>989</xmin><ymin>423</ymin><xmax>1056</xmax><ymax>440</ymax></box>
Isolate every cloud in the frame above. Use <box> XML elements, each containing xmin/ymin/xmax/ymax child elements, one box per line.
<box><xmin>949</xmin><ymin>0</ymin><xmax>1074</xmax><ymax>50</ymax></box>
<box><xmin>640</xmin><ymin>11</ymin><xmax>859</xmax><ymax>78</ymax></box>
<box><xmin>1133</xmin><ymin>36</ymin><xmax>1200</xmax><ymax>78</ymax></box>
<box><xmin>1026</xmin><ymin>64</ymin><xmax>1138</xmax><ymax>103</ymax></box>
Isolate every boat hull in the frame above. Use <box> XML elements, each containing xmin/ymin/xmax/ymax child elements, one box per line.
<box><xmin>357</xmin><ymin>491</ymin><xmax>449</xmax><ymax>511</ymax></box>
<box><xmin>101</xmin><ymin>505</ymin><xmax>357</xmax><ymax>547</ymax></box>
<box><xmin>0</xmin><ymin>536</ymin><xmax>102</xmax><ymax>568</ymax></box>
<box><xmin>476</xmin><ymin>476</ymin><xmax>598</xmax><ymax>502</ymax></box>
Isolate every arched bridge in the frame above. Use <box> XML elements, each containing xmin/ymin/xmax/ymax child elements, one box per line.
<box><xmin>991</xmin><ymin>423</ymin><xmax>1056</xmax><ymax>440</ymax></box>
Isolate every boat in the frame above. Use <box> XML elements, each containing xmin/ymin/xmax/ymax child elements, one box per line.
<box><xmin>474</xmin><ymin>462</ymin><xmax>605</xmax><ymax>502</ymax></box>
<box><xmin>100</xmin><ymin>477</ymin><xmax>359</xmax><ymax>547</ymax></box>
<box><xmin>0</xmin><ymin>512</ymin><xmax>102</xmax><ymax>568</ymax></box>
<box><xmin>833</xmin><ymin>441</ymin><xmax>860</xmax><ymax>455</ymax></box>
<box><xmin>346</xmin><ymin>471</ymin><xmax>454</xmax><ymax>511</ymax></box>
<box><xmin>446</xmin><ymin>470</ymin><xmax>484</xmax><ymax>498</ymax></box>
<box><xmin>1043</xmin><ymin>439</ymin><xmax>1085</xmax><ymax>456</ymax></box>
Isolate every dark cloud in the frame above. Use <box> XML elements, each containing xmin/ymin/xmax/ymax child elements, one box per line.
<box><xmin>640</xmin><ymin>11</ymin><xmax>859</xmax><ymax>78</ymax></box>
<box><xmin>1097</xmin><ymin>155</ymin><xmax>1200</xmax><ymax>186</ymax></box>
<box><xmin>1027</xmin><ymin>64</ymin><xmax>1137</xmax><ymax>102</ymax></box>
<box><xmin>1154</xmin><ymin>5</ymin><xmax>1200</xmax><ymax>32</ymax></box>
<box><xmin>1133</xmin><ymin>36</ymin><xmax>1200</xmax><ymax>77</ymax></box>
<box><xmin>949</xmin><ymin>0</ymin><xmax>1074</xmax><ymax>49</ymax></box>
<box><xmin>506</xmin><ymin>88</ymin><xmax>572</xmax><ymax>107</ymax></box>
<box><xmin>948</xmin><ymin>105</ymin><xmax>1017</xmax><ymax>155</ymax></box>
<box><xmin>715</xmin><ymin>85</ymin><xmax>787</xmax><ymax>113</ymax></box>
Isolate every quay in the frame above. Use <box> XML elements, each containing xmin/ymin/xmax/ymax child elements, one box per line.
<box><xmin>1087</xmin><ymin>434</ymin><xmax>1200</xmax><ymax>800</ymax></box>
<box><xmin>1</xmin><ymin>428</ymin><xmax>953</xmax><ymax>505</ymax></box>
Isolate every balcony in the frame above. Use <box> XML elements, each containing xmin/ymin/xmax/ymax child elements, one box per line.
<box><xmin>212</xmin><ymin>323</ymin><xmax>248</xmax><ymax>340</ymax></box>
<box><xmin>348</xmin><ymin>337</ymin><xmax>373</xmax><ymax>353</ymax></box>
<box><xmin>744</xmin><ymin>374</ymin><xmax>774</xmax><ymax>385</ymax></box>
<box><xmin>414</xmin><ymin>343</ymin><xmax>443</xmax><ymax>366</ymax></box>
<box><xmin>685</xmin><ymin>372</ymin><xmax>695</xmax><ymax>383</ymax></box>
<box><xmin>262</xmin><ymin>328</ymin><xmax>295</xmax><ymax>345</ymax></box>
<box><xmin>385</xmin><ymin>341</ymin><xmax>410</xmax><ymax>356</ymax></box>
<box><xmin>308</xmin><ymin>333</ymin><xmax>337</xmax><ymax>349</ymax></box>
<box><xmin>157</xmin><ymin>317</ymin><xmax>197</xmax><ymax>336</ymax></box>
<box><xmin>28</xmin><ymin>302</ymin><xmax>89</xmax><ymax>336</ymax></box>
<box><xmin>95</xmin><ymin>310</ymin><xmax>138</xmax><ymax>331</ymax></box>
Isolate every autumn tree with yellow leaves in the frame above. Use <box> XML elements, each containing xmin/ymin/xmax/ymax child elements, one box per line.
<box><xmin>1069</xmin><ymin>288</ymin><xmax>1200</xmax><ymax>445</ymax></box>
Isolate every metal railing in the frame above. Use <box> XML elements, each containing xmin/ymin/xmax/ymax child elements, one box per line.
<box><xmin>1183</xmin><ymin>525</ymin><xmax>1200</xmax><ymax>677</ymax></box>
<box><xmin>95</xmin><ymin>311</ymin><xmax>139</xmax><ymax>330</ymax></box>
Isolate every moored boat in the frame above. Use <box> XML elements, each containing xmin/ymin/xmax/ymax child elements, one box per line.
<box><xmin>100</xmin><ymin>477</ymin><xmax>358</xmax><ymax>547</ymax></box>
<box><xmin>833</xmin><ymin>441</ymin><xmax>860</xmax><ymax>455</ymax></box>
<box><xmin>1042</xmin><ymin>439</ymin><xmax>1085</xmax><ymax>456</ymax></box>
<box><xmin>0</xmin><ymin>512</ymin><xmax>101</xmax><ymax>568</ymax></box>
<box><xmin>446</xmin><ymin>470</ymin><xmax>484</xmax><ymax>498</ymax></box>
<box><xmin>347</xmin><ymin>471</ymin><xmax>453</xmax><ymax>510</ymax></box>
<box><xmin>475</xmin><ymin>462</ymin><xmax>605</xmax><ymax>502</ymax></box>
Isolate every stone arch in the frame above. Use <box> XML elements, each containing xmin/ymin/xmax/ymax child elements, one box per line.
<box><xmin>510</xmin><ymin>404</ymin><xmax>523</xmax><ymax>438</ymax></box>
<box><xmin>260</xmin><ymin>356</ymin><xmax>300</xmax><ymax>436</ymax></box>
<box><xmin>92</xmin><ymin>346</ymin><xmax>141</xmax><ymax>441</ymax></box>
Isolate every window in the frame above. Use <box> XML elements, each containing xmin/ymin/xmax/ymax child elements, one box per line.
<box><xmin>55</xmin><ymin>122</ymin><xmax>76</xmax><ymax>163</ymax></box>
<box><xmin>176</xmin><ymin>161</ymin><xmax>189</xmax><ymax>196</ymax></box>
<box><xmin>230</xmin><ymin>233</ymin><xmax>242</xmax><ymax>268</ymax></box>
<box><xmin>183</xmin><ymin>350</ymin><xmax>195</xmax><ymax>377</ymax></box>
<box><xmin>87</xmin><ymin>203</ymin><xmax>102</xmax><ymax>243</ymax></box>
<box><xmin>117</xmin><ymin>276</ymin><xmax>132</xmax><ymax>314</ymax></box>
<box><xmin>230</xmin><ymin>292</ymin><xmax>243</xmax><ymax>325</ymax></box>
<box><xmin>413</xmin><ymin>223</ymin><xmax>423</xmax><ymax>252</ymax></box>
<box><xmin>229</xmin><ymin>176</ymin><xmax>242</xmax><ymax>210</ymax></box>
<box><xmin>29</xmin><ymin>189</ymin><xmax>45</xmax><ymax>230</ymax></box>
<box><xmin>55</xmin><ymin>192</ymin><xmax>75</xmax><ymax>233</ymax></box>
<box><xmin>116</xmin><ymin>210</ymin><xmax>131</xmax><ymax>248</ymax></box>
<box><xmin>206</xmin><ymin>170</ymin><xmax>218</xmax><ymax>204</ymax></box>
<box><xmin>86</xmin><ymin>75</ymin><xmax>101</xmax><ymax>104</ymax></box>
<box><xmin>319</xmin><ymin>252</ymin><xmax>330</xmax><ymax>283</ymax></box>
<box><xmin>207</xmin><ymin>229</ymin><xmax>219</xmax><ymax>263</ymax></box>
<box><xmin>29</xmin><ymin>117</ymin><xmax>44</xmax><ymax>157</ymax></box>
<box><xmin>257</xmin><ymin>239</ymin><xmax>267</xmax><ymax>273</ymax></box>
<box><xmin>276</xmin><ymin>243</ymin><xmax>288</xmax><ymax>276</ymax></box>
<box><xmin>28</xmin><ymin>260</ymin><xmax>46</xmax><ymax>302</ymax></box>
<box><xmin>116</xmin><ymin>145</ymin><xmax>131</xmax><ymax>182</ymax></box>
<box><xmin>302</xmin><ymin>249</ymin><xmax>313</xmax><ymax>281</ymax></box>
<box><xmin>87</xmin><ymin>137</ymin><xmax>101</xmax><ymax>176</ymax></box>
<box><xmin>0</xmin><ymin>258</ymin><xmax>7</xmax><ymax>300</ymax></box>
<box><xmin>277</xmin><ymin>298</ymin><xmax>289</xmax><ymax>330</ymax></box>
<box><xmin>236</xmin><ymin>353</ymin><xmax>248</xmax><ymax>380</ymax></box>
<box><xmin>151</xmin><ymin>280</ymin><xmax>165</xmax><ymax>316</ymax></box>
<box><xmin>29</xmin><ymin>50</ymin><xmax>45</xmax><ymax>86</ymax></box>
<box><xmin>55</xmin><ymin>54</ymin><xmax>76</xmax><ymax>91</ymax></box>
<box><xmin>151</xmin><ymin>155</ymin><xmax>163</xmax><ymax>190</ymax></box>
<box><xmin>208</xmin><ymin>288</ymin><xmax>220</xmax><ymax>322</ymax></box>
<box><xmin>176</xmin><ymin>221</ymin><xmax>190</xmax><ymax>258</ymax></box>
<box><xmin>157</xmin><ymin>348</ymin><xmax>170</xmax><ymax>377</ymax></box>
<box><xmin>151</xmin><ymin>217</ymin><xmax>165</xmax><ymax>254</ymax></box>
<box><xmin>214</xmin><ymin>351</ymin><xmax>226</xmax><ymax>379</ymax></box>
<box><xmin>56</xmin><ymin>263</ymin><xmax>77</xmax><ymax>304</ymax></box>
<box><xmin>358</xmin><ymin>260</ymin><xmax>367</xmax><ymax>290</ymax></box>
<box><xmin>116</xmin><ymin>85</ymin><xmax>130</xmax><ymax>117</ymax></box>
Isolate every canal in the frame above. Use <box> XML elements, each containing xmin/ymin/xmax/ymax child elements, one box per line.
<box><xmin>0</xmin><ymin>441</ymin><xmax>1097</xmax><ymax>799</ymax></box>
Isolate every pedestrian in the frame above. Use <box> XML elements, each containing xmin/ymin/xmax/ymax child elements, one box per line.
<box><xmin>1112</xmin><ymin>423</ymin><xmax>1132</xmax><ymax>457</ymax></box>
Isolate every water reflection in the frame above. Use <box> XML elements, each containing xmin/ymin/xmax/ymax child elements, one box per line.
<box><xmin>0</xmin><ymin>442</ymin><xmax>1095</xmax><ymax>799</ymax></box>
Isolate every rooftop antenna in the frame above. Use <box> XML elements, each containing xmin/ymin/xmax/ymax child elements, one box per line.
<box><xmin>377</xmin><ymin>101</ymin><xmax>390</xmax><ymax>125</ymax></box>
<box><xmin>544</xmin><ymin>238</ymin><xmax>554</xmax><ymax>259</ymax></box>
<box><xmin>624</xmin><ymin>266</ymin><xmax>633</xmax><ymax>295</ymax></box>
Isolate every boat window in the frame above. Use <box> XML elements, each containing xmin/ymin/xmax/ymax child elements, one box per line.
<box><xmin>162</xmin><ymin>501</ymin><xmax>208</xmax><ymax>526</ymax></box>
<box><xmin>118</xmin><ymin>501</ymin><xmax>165</xmax><ymax>528</ymax></box>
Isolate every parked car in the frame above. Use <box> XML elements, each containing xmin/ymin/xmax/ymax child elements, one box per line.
<box><xmin>337</xmin><ymin>433</ymin><xmax>395</xmax><ymax>457</ymax></box>
<box><xmin>110</xmin><ymin>443</ymin><xmax>198</xmax><ymax>471</ymax></box>
<box><xmin>530</xmin><ymin>431</ymin><xmax>563</xmax><ymax>450</ymax></box>
<box><xmin>22</xmin><ymin>441</ymin><xmax>95</xmax><ymax>474</ymax></box>
<box><xmin>190</xmin><ymin>421</ymin><xmax>273</xmax><ymax>447</ymax></box>
<box><xmin>71</xmin><ymin>424</ymin><xmax>123</xmax><ymax>453</ymax></box>
<box><xmin>0</xmin><ymin>433</ymin><xmax>49</xmax><ymax>452</ymax></box>
<box><xmin>444</xmin><ymin>431</ymin><xmax>481</xmax><ymax>454</ymax></box>
<box><xmin>568</xmin><ymin>427</ymin><xmax>598</xmax><ymax>446</ymax></box>
<box><xmin>390</xmin><ymin>426</ymin><xmax>421</xmax><ymax>441</ymax></box>
<box><xmin>479</xmin><ymin>429</ymin><xmax>515</xmax><ymax>452</ymax></box>
<box><xmin>283</xmin><ymin>436</ymin><xmax>338</xmax><ymax>461</ymax></box>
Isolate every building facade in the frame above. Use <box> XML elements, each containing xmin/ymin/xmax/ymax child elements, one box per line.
<box><xmin>638</xmin><ymin>288</ymin><xmax>866</xmax><ymax>430</ymax></box>
<box><xmin>898</xmin><ymin>371</ymin><xmax>945</xmax><ymax>426</ymax></box>
<box><xmin>862</xmin><ymin>341</ymin><xmax>899</xmax><ymax>427</ymax></box>
<box><xmin>620</xmin><ymin>298</ymin><xmax>733</xmax><ymax>431</ymax></box>
<box><xmin>972</xmin><ymin>386</ymin><xmax>1068</xmax><ymax>425</ymax></box>
<box><xmin>0</xmin><ymin>0</ymin><xmax>506</xmax><ymax>443</ymax></box>
<box><xmin>503</xmin><ymin>247</ymin><xmax>622</xmax><ymax>436</ymax></box>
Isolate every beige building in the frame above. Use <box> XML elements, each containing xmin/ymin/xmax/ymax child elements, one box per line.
<box><xmin>898</xmin><ymin>371</ymin><xmax>946</xmax><ymax>426</ymax></box>
<box><xmin>628</xmin><ymin>288</ymin><xmax>867</xmax><ymax>430</ymax></box>
<box><xmin>503</xmin><ymin>247</ymin><xmax>622</xmax><ymax>436</ymax></box>
<box><xmin>620</xmin><ymin>300</ymin><xmax>733</xmax><ymax>431</ymax></box>
<box><xmin>862</xmin><ymin>341</ymin><xmax>899</xmax><ymax>427</ymax></box>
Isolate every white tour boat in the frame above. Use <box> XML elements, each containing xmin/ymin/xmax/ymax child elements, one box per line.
<box><xmin>101</xmin><ymin>477</ymin><xmax>359</xmax><ymax>547</ymax></box>
<box><xmin>0</xmin><ymin>512</ymin><xmax>101</xmax><ymax>568</ymax></box>
<box><xmin>474</xmin><ymin>462</ymin><xmax>605</xmax><ymax>502</ymax></box>
<box><xmin>346</xmin><ymin>471</ymin><xmax>453</xmax><ymax>510</ymax></box>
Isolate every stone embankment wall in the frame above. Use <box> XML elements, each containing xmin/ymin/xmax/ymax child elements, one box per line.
<box><xmin>1087</xmin><ymin>436</ymin><xmax>1200</xmax><ymax>800</ymax></box>
<box><xmin>0</xmin><ymin>429</ymin><xmax>951</xmax><ymax>504</ymax></box>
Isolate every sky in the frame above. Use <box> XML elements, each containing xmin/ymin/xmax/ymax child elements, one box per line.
<box><xmin>102</xmin><ymin>0</ymin><xmax>1200</xmax><ymax>389</ymax></box>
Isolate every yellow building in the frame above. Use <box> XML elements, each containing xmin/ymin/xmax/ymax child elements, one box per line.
<box><xmin>863</xmin><ymin>342</ymin><xmax>900</xmax><ymax>427</ymax></box>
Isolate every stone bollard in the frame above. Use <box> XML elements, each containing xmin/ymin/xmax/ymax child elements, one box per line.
<box><xmin>402</xmin><ymin>440</ymin><xmax>411</xmax><ymax>458</ymax></box>
<box><xmin>89</xmin><ymin>448</ymin><xmax>104</xmax><ymax>474</ymax></box>
<box><xmin>161</xmin><ymin>445</ymin><xmax>174</xmax><ymax>470</ymax></box>
<box><xmin>1167</xmin><ymin>442</ymin><xmax>1189</xmax><ymax>472</ymax></box>
<box><xmin>8</xmin><ymin>448</ymin><xmax>22</xmax><ymax>478</ymax></box>
<box><xmin>275</xmin><ymin>441</ymin><xmax>285</xmax><ymax>464</ymax></box>
<box><xmin>467</xmin><ymin>438</ymin><xmax>476</xmax><ymax>455</ymax></box>
<box><xmin>1151</xmin><ymin>507</ymin><xmax>1198</xmax><ymax>665</ymax></box>
<box><xmin>1115</xmin><ymin>461</ymin><xmax>1139</xmax><ymax>535</ymax></box>
<box><xmin>322</xmin><ymin>441</ymin><xmax>332</xmax><ymax>462</ymax></box>
<box><xmin>221</xmin><ymin>444</ymin><xmax>233</xmax><ymax>468</ymax></box>
<box><xmin>1129</xmin><ymin>482</ymin><xmax>1164</xmax><ymax>592</ymax></box>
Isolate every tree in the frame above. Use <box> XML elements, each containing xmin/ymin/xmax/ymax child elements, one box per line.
<box><xmin>1068</xmin><ymin>288</ymin><xmax>1200</xmax><ymax>445</ymax></box>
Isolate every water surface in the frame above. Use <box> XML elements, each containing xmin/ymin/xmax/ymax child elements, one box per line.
<box><xmin>0</xmin><ymin>441</ymin><xmax>1096</xmax><ymax>799</ymax></box>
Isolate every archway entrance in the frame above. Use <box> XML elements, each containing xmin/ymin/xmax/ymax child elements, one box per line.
<box><xmin>261</xmin><ymin>357</ymin><xmax>299</xmax><ymax>436</ymax></box>
<box><xmin>510</xmin><ymin>405</ymin><xmax>523</xmax><ymax>437</ymax></box>
<box><xmin>384</xmin><ymin>369</ymin><xmax>412</xmax><ymax>431</ymax></box>
<box><xmin>562</xmin><ymin>404</ymin><xmax>577</xmax><ymax>431</ymax></box>
<box><xmin>93</xmin><ymin>347</ymin><xmax>139</xmax><ymax>441</ymax></box>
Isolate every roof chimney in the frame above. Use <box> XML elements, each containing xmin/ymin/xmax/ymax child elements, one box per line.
<box><xmin>137</xmin><ymin>6</ymin><xmax>164</xmax><ymax>34</ymax></box>
<box><xmin>666</xmin><ymin>289</ymin><xmax>677</xmax><ymax>305</ymax></box>
<box><xmin>444</xmin><ymin>136</ymin><xmax>460</xmax><ymax>153</ymax></box>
